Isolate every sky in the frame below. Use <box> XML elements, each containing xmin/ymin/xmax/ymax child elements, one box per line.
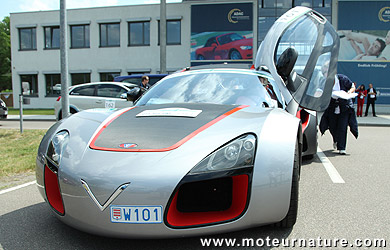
<box><xmin>0</xmin><ymin>0</ymin><xmax>182</xmax><ymax>20</ymax></box>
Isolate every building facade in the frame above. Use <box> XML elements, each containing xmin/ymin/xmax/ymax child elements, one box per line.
<box><xmin>11</xmin><ymin>3</ymin><xmax>191</xmax><ymax>109</ymax></box>
<box><xmin>10</xmin><ymin>0</ymin><xmax>390</xmax><ymax>112</ymax></box>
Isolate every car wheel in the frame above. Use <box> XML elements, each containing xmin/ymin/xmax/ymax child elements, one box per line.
<box><xmin>58</xmin><ymin>108</ymin><xmax>77</xmax><ymax>120</ymax></box>
<box><xmin>229</xmin><ymin>50</ymin><xmax>242</xmax><ymax>60</ymax></box>
<box><xmin>197</xmin><ymin>54</ymin><xmax>205</xmax><ymax>60</ymax></box>
<box><xmin>274</xmin><ymin>139</ymin><xmax>301</xmax><ymax>228</ymax></box>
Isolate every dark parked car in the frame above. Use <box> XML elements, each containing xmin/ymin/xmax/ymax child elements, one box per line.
<box><xmin>114</xmin><ymin>74</ymin><xmax>167</xmax><ymax>86</ymax></box>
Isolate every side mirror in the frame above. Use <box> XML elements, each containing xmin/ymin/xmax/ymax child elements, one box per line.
<box><xmin>127</xmin><ymin>87</ymin><xmax>141</xmax><ymax>102</ymax></box>
<box><xmin>120</xmin><ymin>93</ymin><xmax>127</xmax><ymax>99</ymax></box>
<box><xmin>276</xmin><ymin>47</ymin><xmax>301</xmax><ymax>91</ymax></box>
<box><xmin>211</xmin><ymin>43</ymin><xmax>218</xmax><ymax>48</ymax></box>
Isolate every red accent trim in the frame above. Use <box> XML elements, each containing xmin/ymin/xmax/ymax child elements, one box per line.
<box><xmin>56</xmin><ymin>96</ymin><xmax>61</xmax><ymax>102</ymax></box>
<box><xmin>166</xmin><ymin>175</ymin><xmax>249</xmax><ymax>227</ymax></box>
<box><xmin>296</xmin><ymin>109</ymin><xmax>309</xmax><ymax>133</ymax></box>
<box><xmin>89</xmin><ymin>107</ymin><xmax>136</xmax><ymax>150</ymax></box>
<box><xmin>44</xmin><ymin>165</ymin><xmax>64</xmax><ymax>215</ymax></box>
<box><xmin>89</xmin><ymin>105</ymin><xmax>248</xmax><ymax>152</ymax></box>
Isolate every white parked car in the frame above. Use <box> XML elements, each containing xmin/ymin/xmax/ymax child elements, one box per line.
<box><xmin>54</xmin><ymin>82</ymin><xmax>138</xmax><ymax>120</ymax></box>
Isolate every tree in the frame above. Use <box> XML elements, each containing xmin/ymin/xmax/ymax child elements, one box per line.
<box><xmin>0</xmin><ymin>16</ymin><xmax>11</xmax><ymax>91</ymax></box>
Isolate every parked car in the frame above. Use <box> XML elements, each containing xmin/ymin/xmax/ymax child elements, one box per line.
<box><xmin>114</xmin><ymin>74</ymin><xmax>167</xmax><ymax>86</ymax></box>
<box><xmin>195</xmin><ymin>32</ymin><xmax>253</xmax><ymax>60</ymax></box>
<box><xmin>37</xmin><ymin>7</ymin><xmax>339</xmax><ymax>238</ymax></box>
<box><xmin>0</xmin><ymin>98</ymin><xmax>7</xmax><ymax>119</ymax></box>
<box><xmin>54</xmin><ymin>82</ymin><xmax>138</xmax><ymax>120</ymax></box>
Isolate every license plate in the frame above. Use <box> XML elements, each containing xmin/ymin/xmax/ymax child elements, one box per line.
<box><xmin>110</xmin><ymin>205</ymin><xmax>163</xmax><ymax>224</ymax></box>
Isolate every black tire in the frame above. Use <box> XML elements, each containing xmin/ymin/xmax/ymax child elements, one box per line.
<box><xmin>229</xmin><ymin>50</ymin><xmax>242</xmax><ymax>60</ymax></box>
<box><xmin>197</xmin><ymin>54</ymin><xmax>205</xmax><ymax>60</ymax></box>
<box><xmin>274</xmin><ymin>139</ymin><xmax>301</xmax><ymax>228</ymax></box>
<box><xmin>58</xmin><ymin>108</ymin><xmax>77</xmax><ymax>120</ymax></box>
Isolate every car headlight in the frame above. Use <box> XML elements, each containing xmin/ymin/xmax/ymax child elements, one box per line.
<box><xmin>189</xmin><ymin>134</ymin><xmax>256</xmax><ymax>175</ymax></box>
<box><xmin>240</xmin><ymin>46</ymin><xmax>252</xmax><ymax>50</ymax></box>
<box><xmin>46</xmin><ymin>130</ymin><xmax>69</xmax><ymax>166</ymax></box>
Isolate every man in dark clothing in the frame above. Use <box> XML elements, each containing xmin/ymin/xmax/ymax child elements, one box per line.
<box><xmin>140</xmin><ymin>75</ymin><xmax>151</xmax><ymax>90</ymax></box>
<box><xmin>320</xmin><ymin>74</ymin><xmax>357</xmax><ymax>155</ymax></box>
<box><xmin>365</xmin><ymin>83</ymin><xmax>377</xmax><ymax>117</ymax></box>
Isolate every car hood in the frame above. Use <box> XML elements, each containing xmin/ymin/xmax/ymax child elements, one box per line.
<box><xmin>89</xmin><ymin>103</ymin><xmax>247</xmax><ymax>152</ymax></box>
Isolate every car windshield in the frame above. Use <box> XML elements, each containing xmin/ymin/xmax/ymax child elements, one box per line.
<box><xmin>136</xmin><ymin>71</ymin><xmax>280</xmax><ymax>108</ymax></box>
<box><xmin>218</xmin><ymin>33</ymin><xmax>244</xmax><ymax>45</ymax></box>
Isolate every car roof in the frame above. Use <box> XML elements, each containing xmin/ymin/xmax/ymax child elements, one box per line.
<box><xmin>114</xmin><ymin>74</ymin><xmax>168</xmax><ymax>82</ymax></box>
<box><xmin>181</xmin><ymin>63</ymin><xmax>253</xmax><ymax>71</ymax></box>
<box><xmin>169</xmin><ymin>67</ymin><xmax>274</xmax><ymax>81</ymax></box>
<box><xmin>69</xmin><ymin>82</ymin><xmax>137</xmax><ymax>90</ymax></box>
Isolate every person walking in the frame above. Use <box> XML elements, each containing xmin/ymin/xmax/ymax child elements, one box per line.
<box><xmin>365</xmin><ymin>83</ymin><xmax>377</xmax><ymax>117</ymax></box>
<box><xmin>320</xmin><ymin>74</ymin><xmax>358</xmax><ymax>155</ymax></box>
<box><xmin>356</xmin><ymin>84</ymin><xmax>366</xmax><ymax>117</ymax></box>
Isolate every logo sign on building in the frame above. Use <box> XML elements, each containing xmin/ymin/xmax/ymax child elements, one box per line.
<box><xmin>338</xmin><ymin>1</ymin><xmax>390</xmax><ymax>105</ymax></box>
<box><xmin>191</xmin><ymin>3</ymin><xmax>253</xmax><ymax>65</ymax></box>
<box><xmin>378</xmin><ymin>6</ymin><xmax>390</xmax><ymax>23</ymax></box>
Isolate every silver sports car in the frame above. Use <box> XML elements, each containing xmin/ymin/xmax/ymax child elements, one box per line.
<box><xmin>36</xmin><ymin>7</ymin><xmax>339</xmax><ymax>238</ymax></box>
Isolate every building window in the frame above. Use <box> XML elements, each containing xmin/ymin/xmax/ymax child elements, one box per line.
<box><xmin>45</xmin><ymin>74</ymin><xmax>61</xmax><ymax>96</ymax></box>
<box><xmin>158</xmin><ymin>20</ymin><xmax>181</xmax><ymax>45</ymax></box>
<box><xmin>19</xmin><ymin>27</ymin><xmax>36</xmax><ymax>50</ymax></box>
<box><xmin>100</xmin><ymin>72</ymin><xmax>120</xmax><ymax>81</ymax></box>
<box><xmin>100</xmin><ymin>23</ymin><xmax>120</xmax><ymax>47</ymax></box>
<box><xmin>128</xmin><ymin>21</ymin><xmax>150</xmax><ymax>46</ymax></box>
<box><xmin>20</xmin><ymin>74</ymin><xmax>38</xmax><ymax>97</ymax></box>
<box><xmin>44</xmin><ymin>26</ymin><xmax>60</xmax><ymax>49</ymax></box>
<box><xmin>71</xmin><ymin>25</ymin><xmax>90</xmax><ymax>48</ymax></box>
<box><xmin>71</xmin><ymin>73</ymin><xmax>91</xmax><ymax>85</ymax></box>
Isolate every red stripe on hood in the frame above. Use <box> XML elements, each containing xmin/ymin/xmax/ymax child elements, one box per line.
<box><xmin>89</xmin><ymin>105</ymin><xmax>248</xmax><ymax>152</ymax></box>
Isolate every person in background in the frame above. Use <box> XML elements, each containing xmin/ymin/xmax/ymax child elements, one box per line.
<box><xmin>356</xmin><ymin>84</ymin><xmax>366</xmax><ymax>117</ymax></box>
<box><xmin>365</xmin><ymin>83</ymin><xmax>377</xmax><ymax>117</ymax></box>
<box><xmin>320</xmin><ymin>74</ymin><xmax>358</xmax><ymax>155</ymax></box>
<box><xmin>140</xmin><ymin>75</ymin><xmax>151</xmax><ymax>90</ymax></box>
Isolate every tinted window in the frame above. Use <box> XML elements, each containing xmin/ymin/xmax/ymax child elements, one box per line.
<box><xmin>19</xmin><ymin>28</ymin><xmax>36</xmax><ymax>50</ymax></box>
<box><xmin>71</xmin><ymin>73</ymin><xmax>91</xmax><ymax>85</ymax></box>
<box><xmin>45</xmin><ymin>74</ymin><xmax>61</xmax><ymax>96</ymax></box>
<box><xmin>20</xmin><ymin>74</ymin><xmax>38</xmax><ymax>97</ymax></box>
<box><xmin>129</xmin><ymin>21</ymin><xmax>150</xmax><ymax>46</ymax></box>
<box><xmin>70</xmin><ymin>85</ymin><xmax>95</xmax><ymax>96</ymax></box>
<box><xmin>158</xmin><ymin>20</ymin><xmax>181</xmax><ymax>45</ymax></box>
<box><xmin>100</xmin><ymin>23</ymin><xmax>120</xmax><ymax>47</ymax></box>
<box><xmin>71</xmin><ymin>25</ymin><xmax>90</xmax><ymax>48</ymax></box>
<box><xmin>44</xmin><ymin>26</ymin><xmax>60</xmax><ymax>49</ymax></box>
<box><xmin>97</xmin><ymin>84</ymin><xmax>127</xmax><ymax>98</ymax></box>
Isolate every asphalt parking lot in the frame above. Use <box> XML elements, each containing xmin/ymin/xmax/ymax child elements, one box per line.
<box><xmin>1</xmin><ymin>118</ymin><xmax>390</xmax><ymax>249</ymax></box>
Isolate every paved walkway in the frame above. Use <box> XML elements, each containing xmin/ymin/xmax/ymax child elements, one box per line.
<box><xmin>5</xmin><ymin>113</ymin><xmax>390</xmax><ymax>127</ymax></box>
<box><xmin>6</xmin><ymin>115</ymin><xmax>56</xmax><ymax>121</ymax></box>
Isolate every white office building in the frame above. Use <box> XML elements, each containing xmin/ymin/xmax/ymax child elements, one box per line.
<box><xmin>11</xmin><ymin>2</ymin><xmax>192</xmax><ymax>109</ymax></box>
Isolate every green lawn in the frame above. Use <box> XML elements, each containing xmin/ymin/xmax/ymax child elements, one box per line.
<box><xmin>7</xmin><ymin>109</ymin><xmax>54</xmax><ymax>115</ymax></box>
<box><xmin>0</xmin><ymin>129</ymin><xmax>47</xmax><ymax>177</ymax></box>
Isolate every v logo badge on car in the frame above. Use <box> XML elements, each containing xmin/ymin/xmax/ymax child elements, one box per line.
<box><xmin>81</xmin><ymin>179</ymin><xmax>130</xmax><ymax>211</ymax></box>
